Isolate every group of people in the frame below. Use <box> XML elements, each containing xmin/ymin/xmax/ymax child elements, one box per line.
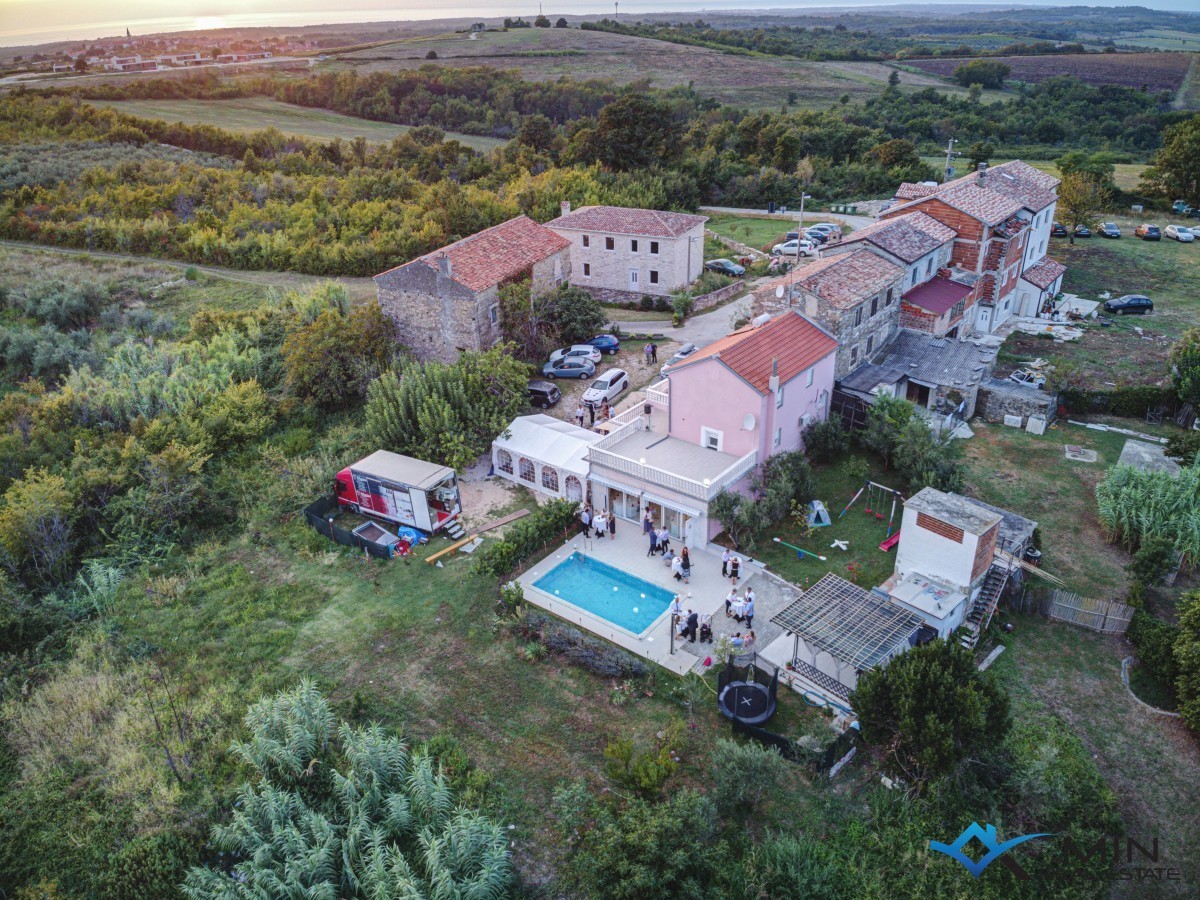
<box><xmin>577</xmin><ymin>504</ymin><xmax>616</xmax><ymax>540</ymax></box>
<box><xmin>720</xmin><ymin>547</ymin><xmax>743</xmax><ymax>585</ymax></box>
<box><xmin>724</xmin><ymin>586</ymin><xmax>755</xmax><ymax>628</ymax></box>
<box><xmin>575</xmin><ymin>398</ymin><xmax>612</xmax><ymax>429</ymax></box>
<box><xmin>669</xmin><ymin>595</ymin><xmax>713</xmax><ymax>644</ymax></box>
<box><xmin>643</xmin><ymin>343</ymin><xmax>659</xmax><ymax>365</ymax></box>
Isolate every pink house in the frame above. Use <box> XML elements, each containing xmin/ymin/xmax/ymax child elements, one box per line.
<box><xmin>666</xmin><ymin>310</ymin><xmax>838</xmax><ymax>460</ymax></box>
<box><xmin>585</xmin><ymin>311</ymin><xmax>838</xmax><ymax>548</ymax></box>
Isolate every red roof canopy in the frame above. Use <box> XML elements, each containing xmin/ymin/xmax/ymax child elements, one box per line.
<box><xmin>901</xmin><ymin>275</ymin><xmax>972</xmax><ymax>315</ymax></box>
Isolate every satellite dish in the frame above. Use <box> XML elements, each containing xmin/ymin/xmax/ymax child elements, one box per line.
<box><xmin>743</xmin><ymin>413</ymin><xmax>757</xmax><ymax>431</ymax></box>
<box><xmin>775</xmin><ymin>285</ymin><xmax>785</xmax><ymax>299</ymax></box>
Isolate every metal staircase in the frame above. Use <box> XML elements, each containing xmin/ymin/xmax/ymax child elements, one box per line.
<box><xmin>444</xmin><ymin>517</ymin><xmax>467</xmax><ymax>540</ymax></box>
<box><xmin>960</xmin><ymin>560</ymin><xmax>1012</xmax><ymax>650</ymax></box>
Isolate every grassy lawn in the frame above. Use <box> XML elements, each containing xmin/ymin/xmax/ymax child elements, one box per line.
<box><xmin>706</xmin><ymin>214</ymin><xmax>854</xmax><ymax>254</ymax></box>
<box><xmin>751</xmin><ymin>454</ymin><xmax>903</xmax><ymax>593</ymax></box>
<box><xmin>93</xmin><ymin>97</ymin><xmax>506</xmax><ymax>152</ymax></box>
<box><xmin>997</xmin><ymin>316</ymin><xmax>1175</xmax><ymax>388</ymax></box>
<box><xmin>991</xmin><ymin>618</ymin><xmax>1200</xmax><ymax>897</ymax></box>
<box><xmin>962</xmin><ymin>418</ymin><xmax>1136</xmax><ymax>600</ymax></box>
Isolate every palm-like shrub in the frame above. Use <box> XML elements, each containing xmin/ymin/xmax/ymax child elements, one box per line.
<box><xmin>184</xmin><ymin>680</ymin><xmax>512</xmax><ymax>898</ymax></box>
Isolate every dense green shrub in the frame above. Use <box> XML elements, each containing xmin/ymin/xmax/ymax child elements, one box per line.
<box><xmin>1057</xmin><ymin>385</ymin><xmax>1176</xmax><ymax>417</ymax></box>
<box><xmin>472</xmin><ymin>497</ymin><xmax>578</xmax><ymax>576</ymax></box>
<box><xmin>526</xmin><ymin>611</ymin><xmax>650</xmax><ymax>678</ymax></box>
<box><xmin>1127</xmin><ymin>610</ymin><xmax>1181</xmax><ymax>700</ymax></box>
<box><xmin>802</xmin><ymin>417</ymin><xmax>849</xmax><ymax>464</ymax></box>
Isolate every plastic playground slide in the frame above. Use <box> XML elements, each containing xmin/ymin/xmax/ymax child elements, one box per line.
<box><xmin>878</xmin><ymin>530</ymin><xmax>901</xmax><ymax>552</ymax></box>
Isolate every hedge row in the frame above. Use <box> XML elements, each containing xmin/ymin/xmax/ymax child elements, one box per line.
<box><xmin>472</xmin><ymin>498</ymin><xmax>579</xmax><ymax>577</ymax></box>
<box><xmin>1057</xmin><ymin>385</ymin><xmax>1177</xmax><ymax>418</ymax></box>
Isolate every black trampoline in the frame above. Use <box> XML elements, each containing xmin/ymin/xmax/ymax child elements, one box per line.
<box><xmin>716</xmin><ymin>654</ymin><xmax>779</xmax><ymax>727</ymax></box>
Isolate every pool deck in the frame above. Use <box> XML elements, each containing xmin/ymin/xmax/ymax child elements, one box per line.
<box><xmin>518</xmin><ymin>526</ymin><xmax>752</xmax><ymax>676</ymax></box>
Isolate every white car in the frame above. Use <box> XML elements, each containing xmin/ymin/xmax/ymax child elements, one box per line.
<box><xmin>771</xmin><ymin>239</ymin><xmax>819</xmax><ymax>257</ymax></box>
<box><xmin>1165</xmin><ymin>224</ymin><xmax>1195</xmax><ymax>243</ymax></box>
<box><xmin>549</xmin><ymin>344</ymin><xmax>603</xmax><ymax>365</ymax></box>
<box><xmin>582</xmin><ymin>368</ymin><xmax>629</xmax><ymax>408</ymax></box>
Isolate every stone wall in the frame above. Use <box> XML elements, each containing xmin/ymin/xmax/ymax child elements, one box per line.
<box><xmin>800</xmin><ymin>276</ymin><xmax>904</xmax><ymax>379</ymax></box>
<box><xmin>976</xmin><ymin>378</ymin><xmax>1058</xmax><ymax>426</ymax></box>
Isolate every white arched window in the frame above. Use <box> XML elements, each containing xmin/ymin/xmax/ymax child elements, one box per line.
<box><xmin>541</xmin><ymin>467</ymin><xmax>559</xmax><ymax>493</ymax></box>
<box><xmin>518</xmin><ymin>457</ymin><xmax>536</xmax><ymax>483</ymax></box>
<box><xmin>565</xmin><ymin>475</ymin><xmax>582</xmax><ymax>501</ymax></box>
<box><xmin>496</xmin><ymin>449</ymin><xmax>513</xmax><ymax>475</ymax></box>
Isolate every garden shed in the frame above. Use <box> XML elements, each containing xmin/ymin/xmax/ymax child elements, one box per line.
<box><xmin>492</xmin><ymin>414</ymin><xmax>599</xmax><ymax>502</ymax></box>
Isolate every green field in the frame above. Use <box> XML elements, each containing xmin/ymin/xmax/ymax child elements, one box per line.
<box><xmin>332</xmin><ymin>27</ymin><xmax>929</xmax><ymax>111</ymax></box>
<box><xmin>706</xmin><ymin>214</ymin><xmax>855</xmax><ymax>253</ymax></box>
<box><xmin>94</xmin><ymin>97</ymin><xmax>506</xmax><ymax>151</ymax></box>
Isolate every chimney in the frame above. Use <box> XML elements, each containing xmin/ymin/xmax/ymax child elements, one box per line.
<box><xmin>560</xmin><ymin>200</ymin><xmax>571</xmax><ymax>216</ymax></box>
<box><xmin>768</xmin><ymin>358</ymin><xmax>780</xmax><ymax>394</ymax></box>
<box><xmin>435</xmin><ymin>252</ymin><xmax>453</xmax><ymax>296</ymax></box>
<box><xmin>977</xmin><ymin>162</ymin><xmax>988</xmax><ymax>183</ymax></box>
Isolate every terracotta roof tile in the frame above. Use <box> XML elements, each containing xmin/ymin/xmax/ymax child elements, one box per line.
<box><xmin>670</xmin><ymin>311</ymin><xmax>837</xmax><ymax>395</ymax></box>
<box><xmin>791</xmin><ymin>250</ymin><xmax>904</xmax><ymax>309</ymax></box>
<box><xmin>895</xmin><ymin>182</ymin><xmax>939</xmax><ymax>200</ymax></box>
<box><xmin>375</xmin><ymin>216</ymin><xmax>570</xmax><ymax>294</ymax></box>
<box><xmin>839</xmin><ymin>212</ymin><xmax>956</xmax><ymax>263</ymax></box>
<box><xmin>548</xmin><ymin>205</ymin><xmax>707</xmax><ymax>238</ymax></box>
<box><xmin>933</xmin><ymin>181</ymin><xmax>1025</xmax><ymax>225</ymax></box>
<box><xmin>1021</xmin><ymin>257</ymin><xmax>1067</xmax><ymax>290</ymax></box>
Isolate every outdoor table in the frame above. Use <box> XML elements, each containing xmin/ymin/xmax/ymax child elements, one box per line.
<box><xmin>730</xmin><ymin>599</ymin><xmax>748</xmax><ymax>619</ymax></box>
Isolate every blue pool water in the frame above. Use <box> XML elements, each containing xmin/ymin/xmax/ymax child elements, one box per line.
<box><xmin>532</xmin><ymin>552</ymin><xmax>677</xmax><ymax>635</ymax></box>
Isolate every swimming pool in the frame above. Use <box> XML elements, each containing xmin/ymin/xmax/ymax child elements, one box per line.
<box><xmin>532</xmin><ymin>552</ymin><xmax>677</xmax><ymax>635</ymax></box>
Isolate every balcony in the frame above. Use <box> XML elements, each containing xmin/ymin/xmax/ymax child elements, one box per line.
<box><xmin>589</xmin><ymin>415</ymin><xmax>757</xmax><ymax>502</ymax></box>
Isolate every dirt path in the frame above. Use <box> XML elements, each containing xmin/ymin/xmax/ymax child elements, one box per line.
<box><xmin>0</xmin><ymin>239</ymin><xmax>378</xmax><ymax>303</ymax></box>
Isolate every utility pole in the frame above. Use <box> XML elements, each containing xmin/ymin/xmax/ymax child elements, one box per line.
<box><xmin>943</xmin><ymin>138</ymin><xmax>958</xmax><ymax>183</ymax></box>
<box><xmin>614</xmin><ymin>1</ymin><xmax>618</xmax><ymax>20</ymax></box>
<box><xmin>797</xmin><ymin>192</ymin><xmax>811</xmax><ymax>233</ymax></box>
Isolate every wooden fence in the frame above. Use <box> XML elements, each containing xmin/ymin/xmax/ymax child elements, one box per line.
<box><xmin>1048</xmin><ymin>590</ymin><xmax>1134</xmax><ymax>634</ymax></box>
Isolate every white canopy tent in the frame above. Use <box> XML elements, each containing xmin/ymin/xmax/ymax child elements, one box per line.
<box><xmin>492</xmin><ymin>415</ymin><xmax>600</xmax><ymax>502</ymax></box>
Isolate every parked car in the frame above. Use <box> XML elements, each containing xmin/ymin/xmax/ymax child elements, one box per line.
<box><xmin>1103</xmin><ymin>294</ymin><xmax>1154</xmax><ymax>315</ymax></box>
<box><xmin>1051</xmin><ymin>222</ymin><xmax>1068</xmax><ymax>237</ymax></box>
<box><xmin>1165</xmin><ymin>224</ymin><xmax>1195</xmax><ymax>243</ymax></box>
<box><xmin>587</xmin><ymin>334</ymin><xmax>621</xmax><ymax>355</ymax></box>
<box><xmin>771</xmin><ymin>239</ymin><xmax>818</xmax><ymax>257</ymax></box>
<box><xmin>1135</xmin><ymin>224</ymin><xmax>1162</xmax><ymax>241</ymax></box>
<box><xmin>541</xmin><ymin>357</ymin><xmax>596</xmax><ymax>380</ymax></box>
<box><xmin>549</xmin><ymin>344</ymin><xmax>602</xmax><ymax>364</ymax></box>
<box><xmin>704</xmin><ymin>258</ymin><xmax>746</xmax><ymax>277</ymax></box>
<box><xmin>803</xmin><ymin>229</ymin><xmax>830</xmax><ymax>244</ymax></box>
<box><xmin>660</xmin><ymin>343</ymin><xmax>699</xmax><ymax>375</ymax></box>
<box><xmin>1172</xmin><ymin>199</ymin><xmax>1194</xmax><ymax>216</ymax></box>
<box><xmin>527</xmin><ymin>380</ymin><xmax>561</xmax><ymax>409</ymax></box>
<box><xmin>1099</xmin><ymin>222</ymin><xmax>1121</xmax><ymax>238</ymax></box>
<box><xmin>807</xmin><ymin>222</ymin><xmax>842</xmax><ymax>240</ymax></box>
<box><xmin>582</xmin><ymin>368</ymin><xmax>630</xmax><ymax>408</ymax></box>
<box><xmin>1073</xmin><ymin>225</ymin><xmax>1091</xmax><ymax>238</ymax></box>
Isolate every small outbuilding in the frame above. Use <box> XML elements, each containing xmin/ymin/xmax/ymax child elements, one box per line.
<box><xmin>492</xmin><ymin>415</ymin><xmax>600</xmax><ymax>502</ymax></box>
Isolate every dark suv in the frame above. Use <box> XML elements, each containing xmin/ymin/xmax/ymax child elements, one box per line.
<box><xmin>1135</xmin><ymin>224</ymin><xmax>1161</xmax><ymax>241</ymax></box>
<box><xmin>527</xmin><ymin>380</ymin><xmax>561</xmax><ymax>409</ymax></box>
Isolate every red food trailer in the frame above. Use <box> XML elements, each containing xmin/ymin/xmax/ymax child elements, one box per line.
<box><xmin>334</xmin><ymin>451</ymin><xmax>461</xmax><ymax>533</ymax></box>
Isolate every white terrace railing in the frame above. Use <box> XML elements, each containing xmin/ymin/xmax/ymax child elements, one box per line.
<box><xmin>645</xmin><ymin>378</ymin><xmax>670</xmax><ymax>409</ymax></box>
<box><xmin>589</xmin><ymin>416</ymin><xmax>758</xmax><ymax>502</ymax></box>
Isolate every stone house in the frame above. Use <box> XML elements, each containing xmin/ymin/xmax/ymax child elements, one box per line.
<box><xmin>771</xmin><ymin>250</ymin><xmax>905</xmax><ymax>379</ymax></box>
<box><xmin>546</xmin><ymin>203</ymin><xmax>707</xmax><ymax>301</ymax></box>
<box><xmin>373</xmin><ymin>216</ymin><xmax>570</xmax><ymax>362</ymax></box>
<box><xmin>886</xmin><ymin>161</ymin><xmax>1062</xmax><ymax>333</ymax></box>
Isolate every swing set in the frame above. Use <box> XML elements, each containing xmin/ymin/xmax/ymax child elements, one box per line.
<box><xmin>837</xmin><ymin>480</ymin><xmax>904</xmax><ymax>539</ymax></box>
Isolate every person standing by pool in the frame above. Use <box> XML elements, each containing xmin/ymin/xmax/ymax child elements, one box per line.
<box><xmin>643</xmin><ymin>509</ymin><xmax>653</xmax><ymax>535</ymax></box>
<box><xmin>579</xmin><ymin>505</ymin><xmax>592</xmax><ymax>538</ymax></box>
<box><xmin>725</xmin><ymin>588</ymin><xmax>737</xmax><ymax>618</ymax></box>
<box><xmin>647</xmin><ymin>527</ymin><xmax>658</xmax><ymax>557</ymax></box>
<box><xmin>669</xmin><ymin>595</ymin><xmax>683</xmax><ymax>632</ymax></box>
<box><xmin>721</xmin><ymin>547</ymin><xmax>731</xmax><ymax>578</ymax></box>
<box><xmin>608</xmin><ymin>512</ymin><xmax>616</xmax><ymax>540</ymax></box>
<box><xmin>729</xmin><ymin>556</ymin><xmax>741</xmax><ymax>586</ymax></box>
<box><xmin>744</xmin><ymin>592</ymin><xmax>755</xmax><ymax>629</ymax></box>
<box><xmin>657</xmin><ymin>527</ymin><xmax>671</xmax><ymax>557</ymax></box>
<box><xmin>680</xmin><ymin>547</ymin><xmax>692</xmax><ymax>584</ymax></box>
<box><xmin>685</xmin><ymin>609</ymin><xmax>699</xmax><ymax>642</ymax></box>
